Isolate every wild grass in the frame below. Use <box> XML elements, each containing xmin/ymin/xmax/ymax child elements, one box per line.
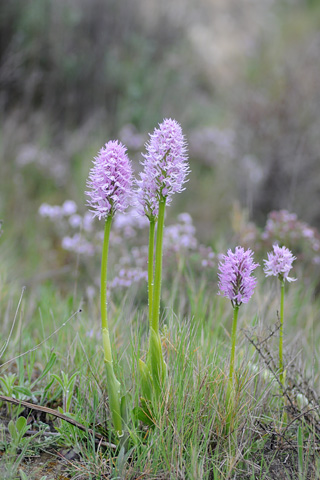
<box><xmin>0</xmin><ymin>257</ymin><xmax>319</xmax><ymax>479</ymax></box>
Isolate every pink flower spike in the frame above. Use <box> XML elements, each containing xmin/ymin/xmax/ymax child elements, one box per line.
<box><xmin>263</xmin><ymin>244</ymin><xmax>297</xmax><ymax>282</ymax></box>
<box><xmin>86</xmin><ymin>140</ymin><xmax>133</xmax><ymax>220</ymax></box>
<box><xmin>136</xmin><ymin>118</ymin><xmax>189</xmax><ymax>218</ymax></box>
<box><xmin>218</xmin><ymin>246</ymin><xmax>259</xmax><ymax>307</ymax></box>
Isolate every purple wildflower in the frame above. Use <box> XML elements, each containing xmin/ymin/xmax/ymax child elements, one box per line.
<box><xmin>218</xmin><ymin>246</ymin><xmax>259</xmax><ymax>307</ymax></box>
<box><xmin>136</xmin><ymin>118</ymin><xmax>189</xmax><ymax>218</ymax></box>
<box><xmin>38</xmin><ymin>203</ymin><xmax>62</xmax><ymax>219</ymax></box>
<box><xmin>62</xmin><ymin>200</ymin><xmax>77</xmax><ymax>216</ymax></box>
<box><xmin>86</xmin><ymin>140</ymin><xmax>133</xmax><ymax>220</ymax></box>
<box><xmin>263</xmin><ymin>244</ymin><xmax>297</xmax><ymax>282</ymax></box>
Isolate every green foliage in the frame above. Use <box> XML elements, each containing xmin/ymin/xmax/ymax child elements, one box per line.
<box><xmin>53</xmin><ymin>410</ymin><xmax>87</xmax><ymax>449</ymax></box>
<box><xmin>297</xmin><ymin>425</ymin><xmax>304</xmax><ymax>480</ymax></box>
<box><xmin>0</xmin><ymin>272</ymin><xmax>319</xmax><ymax>477</ymax></box>
<box><xmin>110</xmin><ymin>445</ymin><xmax>135</xmax><ymax>479</ymax></box>
<box><xmin>19</xmin><ymin>470</ymin><xmax>51</xmax><ymax>480</ymax></box>
<box><xmin>7</xmin><ymin>417</ymin><xmax>30</xmax><ymax>453</ymax></box>
<box><xmin>138</xmin><ymin>358</ymin><xmax>152</xmax><ymax>402</ymax></box>
<box><xmin>0</xmin><ymin>351</ymin><xmax>57</xmax><ymax>417</ymax></box>
<box><xmin>51</xmin><ymin>370</ymin><xmax>78</xmax><ymax>413</ymax></box>
<box><xmin>0</xmin><ymin>416</ymin><xmax>45</xmax><ymax>478</ymax></box>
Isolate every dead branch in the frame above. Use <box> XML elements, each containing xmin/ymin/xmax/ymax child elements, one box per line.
<box><xmin>0</xmin><ymin>394</ymin><xmax>116</xmax><ymax>450</ymax></box>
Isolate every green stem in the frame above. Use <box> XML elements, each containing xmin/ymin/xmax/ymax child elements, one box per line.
<box><xmin>101</xmin><ymin>216</ymin><xmax>112</xmax><ymax>335</ymax></box>
<box><xmin>279</xmin><ymin>278</ymin><xmax>285</xmax><ymax>386</ymax></box>
<box><xmin>100</xmin><ymin>215</ymin><xmax>122</xmax><ymax>436</ymax></box>
<box><xmin>229</xmin><ymin>305</ymin><xmax>240</xmax><ymax>389</ymax></box>
<box><xmin>151</xmin><ymin>198</ymin><xmax>166</xmax><ymax>334</ymax></box>
<box><xmin>148</xmin><ymin>218</ymin><xmax>156</xmax><ymax>325</ymax></box>
<box><xmin>147</xmin><ymin>198</ymin><xmax>167</xmax><ymax>396</ymax></box>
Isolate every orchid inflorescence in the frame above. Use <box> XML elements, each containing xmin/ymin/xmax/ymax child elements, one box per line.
<box><xmin>218</xmin><ymin>246</ymin><xmax>259</xmax><ymax>308</ymax></box>
<box><xmin>263</xmin><ymin>244</ymin><xmax>297</xmax><ymax>283</ymax></box>
<box><xmin>136</xmin><ymin>118</ymin><xmax>189</xmax><ymax>219</ymax></box>
<box><xmin>86</xmin><ymin>140</ymin><xmax>133</xmax><ymax>219</ymax></box>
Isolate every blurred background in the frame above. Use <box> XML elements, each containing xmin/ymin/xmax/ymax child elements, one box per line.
<box><xmin>1</xmin><ymin>0</ymin><xmax>320</xmax><ymax>289</ymax></box>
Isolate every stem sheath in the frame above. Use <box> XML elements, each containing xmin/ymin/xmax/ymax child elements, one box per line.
<box><xmin>101</xmin><ymin>216</ymin><xmax>112</xmax><ymax>333</ymax></box>
<box><xmin>229</xmin><ymin>305</ymin><xmax>240</xmax><ymax>388</ymax></box>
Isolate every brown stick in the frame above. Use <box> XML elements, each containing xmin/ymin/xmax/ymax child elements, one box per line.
<box><xmin>0</xmin><ymin>394</ymin><xmax>116</xmax><ymax>450</ymax></box>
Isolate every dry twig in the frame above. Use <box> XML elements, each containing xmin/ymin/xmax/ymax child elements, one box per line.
<box><xmin>0</xmin><ymin>394</ymin><xmax>117</xmax><ymax>450</ymax></box>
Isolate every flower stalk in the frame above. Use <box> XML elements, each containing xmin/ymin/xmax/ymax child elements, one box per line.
<box><xmin>263</xmin><ymin>244</ymin><xmax>296</xmax><ymax>388</ymax></box>
<box><xmin>101</xmin><ymin>216</ymin><xmax>112</xmax><ymax>334</ymax></box>
<box><xmin>148</xmin><ymin>218</ymin><xmax>156</xmax><ymax>323</ymax></box>
<box><xmin>229</xmin><ymin>304</ymin><xmax>240</xmax><ymax>389</ymax></box>
<box><xmin>148</xmin><ymin>198</ymin><xmax>167</xmax><ymax>394</ymax></box>
<box><xmin>151</xmin><ymin>198</ymin><xmax>166</xmax><ymax>334</ymax></box>
<box><xmin>279</xmin><ymin>277</ymin><xmax>285</xmax><ymax>386</ymax></box>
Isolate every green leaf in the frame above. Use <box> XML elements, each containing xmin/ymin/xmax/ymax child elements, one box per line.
<box><xmin>19</xmin><ymin>469</ymin><xmax>29</xmax><ymax>480</ymax></box>
<box><xmin>104</xmin><ymin>361</ymin><xmax>122</xmax><ymax>435</ymax></box>
<box><xmin>51</xmin><ymin>374</ymin><xmax>64</xmax><ymax>388</ymax></box>
<box><xmin>65</xmin><ymin>371</ymin><xmax>79</xmax><ymax>412</ymax></box>
<box><xmin>120</xmin><ymin>393</ymin><xmax>128</xmax><ymax>425</ymax></box>
<box><xmin>13</xmin><ymin>386</ymin><xmax>33</xmax><ymax>397</ymax></box>
<box><xmin>17</xmin><ymin>356</ymin><xmax>24</xmax><ymax>385</ymax></box>
<box><xmin>16</xmin><ymin>416</ymin><xmax>28</xmax><ymax>435</ymax></box>
<box><xmin>133</xmin><ymin>399</ymin><xmax>155</xmax><ymax>427</ymax></box>
<box><xmin>0</xmin><ymin>376</ymin><xmax>9</xmax><ymax>392</ymax></box>
<box><xmin>138</xmin><ymin>359</ymin><xmax>153</xmax><ymax>402</ymax></box>
<box><xmin>43</xmin><ymin>377</ymin><xmax>55</xmax><ymax>394</ymax></box>
<box><xmin>148</xmin><ymin>328</ymin><xmax>167</xmax><ymax>395</ymax></box>
<box><xmin>8</xmin><ymin>419</ymin><xmax>18</xmax><ymax>440</ymax></box>
<box><xmin>67</xmin><ymin>371</ymin><xmax>79</xmax><ymax>388</ymax></box>
<box><xmin>31</xmin><ymin>352</ymin><xmax>57</xmax><ymax>388</ymax></box>
<box><xmin>297</xmin><ymin>425</ymin><xmax>304</xmax><ymax>475</ymax></box>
